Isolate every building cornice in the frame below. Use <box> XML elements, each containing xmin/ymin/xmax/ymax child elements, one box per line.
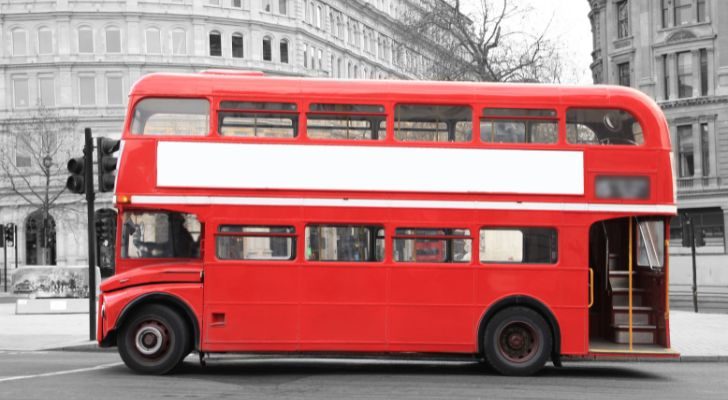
<box><xmin>659</xmin><ymin>96</ymin><xmax>728</xmax><ymax>110</ymax></box>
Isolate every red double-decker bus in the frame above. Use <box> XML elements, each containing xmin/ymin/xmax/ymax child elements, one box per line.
<box><xmin>98</xmin><ymin>71</ymin><xmax>677</xmax><ymax>376</ymax></box>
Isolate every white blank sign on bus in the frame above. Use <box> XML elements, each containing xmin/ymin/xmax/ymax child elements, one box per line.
<box><xmin>156</xmin><ymin>142</ymin><xmax>584</xmax><ymax>196</ymax></box>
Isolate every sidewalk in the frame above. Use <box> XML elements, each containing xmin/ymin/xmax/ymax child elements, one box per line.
<box><xmin>1</xmin><ymin>301</ymin><xmax>728</xmax><ymax>359</ymax></box>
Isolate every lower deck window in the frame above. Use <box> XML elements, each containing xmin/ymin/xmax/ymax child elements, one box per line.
<box><xmin>394</xmin><ymin>228</ymin><xmax>471</xmax><ymax>263</ymax></box>
<box><xmin>306</xmin><ymin>225</ymin><xmax>384</xmax><ymax>262</ymax></box>
<box><xmin>480</xmin><ymin>228</ymin><xmax>557</xmax><ymax>264</ymax></box>
<box><xmin>216</xmin><ymin>226</ymin><xmax>295</xmax><ymax>260</ymax></box>
<box><xmin>121</xmin><ymin>211</ymin><xmax>201</xmax><ymax>259</ymax></box>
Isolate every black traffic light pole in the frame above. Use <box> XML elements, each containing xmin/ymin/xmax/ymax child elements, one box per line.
<box><xmin>84</xmin><ymin>128</ymin><xmax>97</xmax><ymax>341</ymax></box>
<box><xmin>2</xmin><ymin>225</ymin><xmax>6</xmax><ymax>293</ymax></box>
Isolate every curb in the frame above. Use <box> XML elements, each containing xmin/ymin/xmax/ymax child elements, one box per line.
<box><xmin>46</xmin><ymin>342</ymin><xmax>115</xmax><ymax>353</ymax></box>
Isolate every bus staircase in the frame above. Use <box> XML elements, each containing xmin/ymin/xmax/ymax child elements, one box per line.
<box><xmin>607</xmin><ymin>260</ymin><xmax>657</xmax><ymax>345</ymax></box>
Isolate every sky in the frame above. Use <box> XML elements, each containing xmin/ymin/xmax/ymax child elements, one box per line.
<box><xmin>461</xmin><ymin>0</ymin><xmax>594</xmax><ymax>84</ymax></box>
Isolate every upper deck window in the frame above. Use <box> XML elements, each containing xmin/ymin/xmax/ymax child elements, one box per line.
<box><xmin>218</xmin><ymin>101</ymin><xmax>298</xmax><ymax>138</ymax></box>
<box><xmin>307</xmin><ymin>103</ymin><xmax>386</xmax><ymax>141</ymax></box>
<box><xmin>566</xmin><ymin>108</ymin><xmax>644</xmax><ymax>146</ymax></box>
<box><xmin>395</xmin><ymin>104</ymin><xmax>472</xmax><ymax>142</ymax></box>
<box><xmin>131</xmin><ymin>98</ymin><xmax>210</xmax><ymax>136</ymax></box>
<box><xmin>481</xmin><ymin>108</ymin><xmax>558</xmax><ymax>144</ymax></box>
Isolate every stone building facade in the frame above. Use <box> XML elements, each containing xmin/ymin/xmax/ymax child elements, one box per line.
<box><xmin>0</xmin><ymin>0</ymin><xmax>430</xmax><ymax>272</ymax></box>
<box><xmin>587</xmin><ymin>0</ymin><xmax>728</xmax><ymax>306</ymax></box>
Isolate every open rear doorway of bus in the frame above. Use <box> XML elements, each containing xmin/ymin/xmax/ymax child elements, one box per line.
<box><xmin>587</xmin><ymin>217</ymin><xmax>677</xmax><ymax>357</ymax></box>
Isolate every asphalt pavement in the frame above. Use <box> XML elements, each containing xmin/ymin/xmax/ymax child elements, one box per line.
<box><xmin>0</xmin><ymin>351</ymin><xmax>727</xmax><ymax>400</ymax></box>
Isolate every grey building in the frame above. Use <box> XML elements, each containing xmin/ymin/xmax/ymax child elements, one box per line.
<box><xmin>0</xmin><ymin>0</ymin><xmax>430</xmax><ymax>272</ymax></box>
<box><xmin>587</xmin><ymin>0</ymin><xmax>728</xmax><ymax>306</ymax></box>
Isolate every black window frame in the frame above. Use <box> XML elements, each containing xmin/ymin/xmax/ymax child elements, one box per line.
<box><xmin>393</xmin><ymin>228</ymin><xmax>472</xmax><ymax>264</ymax></box>
<box><xmin>217</xmin><ymin>101</ymin><xmax>299</xmax><ymax>138</ymax></box>
<box><xmin>480</xmin><ymin>108</ymin><xmax>559</xmax><ymax>145</ymax></box>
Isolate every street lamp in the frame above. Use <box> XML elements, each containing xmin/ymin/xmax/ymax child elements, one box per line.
<box><xmin>42</xmin><ymin>155</ymin><xmax>53</xmax><ymax>265</ymax></box>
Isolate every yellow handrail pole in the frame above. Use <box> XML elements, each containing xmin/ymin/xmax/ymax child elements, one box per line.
<box><xmin>629</xmin><ymin>217</ymin><xmax>634</xmax><ymax>351</ymax></box>
<box><xmin>588</xmin><ymin>268</ymin><xmax>594</xmax><ymax>308</ymax></box>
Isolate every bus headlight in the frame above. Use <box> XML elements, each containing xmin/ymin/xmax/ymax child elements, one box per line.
<box><xmin>595</xmin><ymin>176</ymin><xmax>649</xmax><ymax>200</ymax></box>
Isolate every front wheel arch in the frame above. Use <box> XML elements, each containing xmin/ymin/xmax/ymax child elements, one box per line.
<box><xmin>106</xmin><ymin>292</ymin><xmax>199</xmax><ymax>351</ymax></box>
<box><xmin>476</xmin><ymin>295</ymin><xmax>561</xmax><ymax>364</ymax></box>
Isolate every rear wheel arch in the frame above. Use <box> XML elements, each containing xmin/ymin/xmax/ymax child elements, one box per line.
<box><xmin>476</xmin><ymin>295</ymin><xmax>561</xmax><ymax>362</ymax></box>
<box><xmin>109</xmin><ymin>292</ymin><xmax>200</xmax><ymax>351</ymax></box>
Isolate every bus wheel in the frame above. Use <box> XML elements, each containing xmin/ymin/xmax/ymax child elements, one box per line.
<box><xmin>118</xmin><ymin>304</ymin><xmax>190</xmax><ymax>375</ymax></box>
<box><xmin>483</xmin><ymin>306</ymin><xmax>552</xmax><ymax>376</ymax></box>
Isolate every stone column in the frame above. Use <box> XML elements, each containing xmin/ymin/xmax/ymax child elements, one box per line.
<box><xmin>691</xmin><ymin>50</ymin><xmax>700</xmax><ymax>98</ymax></box>
<box><xmin>693</xmin><ymin>121</ymin><xmax>702</xmax><ymax>178</ymax></box>
<box><xmin>708</xmin><ymin>118</ymin><xmax>718</xmax><ymax>179</ymax></box>
<box><xmin>668</xmin><ymin>53</ymin><xmax>678</xmax><ymax>100</ymax></box>
<box><xmin>722</xmin><ymin>207</ymin><xmax>728</xmax><ymax>251</ymax></box>
<box><xmin>707</xmin><ymin>48</ymin><xmax>715</xmax><ymax>96</ymax></box>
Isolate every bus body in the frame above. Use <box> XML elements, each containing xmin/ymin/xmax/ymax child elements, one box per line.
<box><xmin>98</xmin><ymin>71</ymin><xmax>677</xmax><ymax>375</ymax></box>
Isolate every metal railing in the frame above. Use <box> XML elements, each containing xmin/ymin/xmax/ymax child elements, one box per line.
<box><xmin>677</xmin><ymin>176</ymin><xmax>724</xmax><ymax>191</ymax></box>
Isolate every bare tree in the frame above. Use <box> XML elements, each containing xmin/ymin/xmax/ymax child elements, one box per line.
<box><xmin>0</xmin><ymin>107</ymin><xmax>78</xmax><ymax>265</ymax></box>
<box><xmin>398</xmin><ymin>0</ymin><xmax>562</xmax><ymax>83</ymax></box>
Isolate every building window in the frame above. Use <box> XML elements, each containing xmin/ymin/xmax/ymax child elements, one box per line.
<box><xmin>262</xmin><ymin>36</ymin><xmax>272</xmax><ymax>61</ymax></box>
<box><xmin>697</xmin><ymin>0</ymin><xmax>707</xmax><ymax>22</ymax></box>
<box><xmin>38</xmin><ymin>28</ymin><xmax>53</xmax><ymax>55</ymax></box>
<box><xmin>39</xmin><ymin>77</ymin><xmax>55</xmax><ymax>107</ymax></box>
<box><xmin>107</xmin><ymin>76</ymin><xmax>123</xmax><ymax>105</ymax></box>
<box><xmin>674</xmin><ymin>0</ymin><xmax>691</xmax><ymax>26</ymax></box>
<box><xmin>663</xmin><ymin>54</ymin><xmax>670</xmax><ymax>100</ymax></box>
<box><xmin>79</xmin><ymin>76</ymin><xmax>96</xmax><ymax>106</ymax></box>
<box><xmin>701</xmin><ymin>123</ymin><xmax>710</xmax><ymax>176</ymax></box>
<box><xmin>618</xmin><ymin>62</ymin><xmax>630</xmax><ymax>87</ymax></box>
<box><xmin>145</xmin><ymin>28</ymin><xmax>161</xmax><ymax>54</ymax></box>
<box><xmin>106</xmin><ymin>27</ymin><xmax>121</xmax><ymax>53</ymax></box>
<box><xmin>172</xmin><ymin>29</ymin><xmax>186</xmax><ymax>55</ymax></box>
<box><xmin>262</xmin><ymin>0</ymin><xmax>271</xmax><ymax>12</ymax></box>
<box><xmin>617</xmin><ymin>0</ymin><xmax>629</xmax><ymax>39</ymax></box>
<box><xmin>303</xmin><ymin>44</ymin><xmax>308</xmax><ymax>68</ymax></box>
<box><xmin>279</xmin><ymin>39</ymin><xmax>288</xmax><ymax>63</ymax></box>
<box><xmin>78</xmin><ymin>26</ymin><xmax>94</xmax><ymax>53</ymax></box>
<box><xmin>209</xmin><ymin>31</ymin><xmax>222</xmax><ymax>56</ymax></box>
<box><xmin>316</xmin><ymin>5</ymin><xmax>322</xmax><ymax>28</ymax></box>
<box><xmin>661</xmin><ymin>0</ymin><xmax>669</xmax><ymax>28</ymax></box>
<box><xmin>12</xmin><ymin>29</ymin><xmax>27</xmax><ymax>56</ymax></box>
<box><xmin>677</xmin><ymin>124</ymin><xmax>694</xmax><ymax>177</ymax></box>
<box><xmin>232</xmin><ymin>33</ymin><xmax>244</xmax><ymax>58</ymax></box>
<box><xmin>13</xmin><ymin>77</ymin><xmax>29</xmax><ymax>108</ymax></box>
<box><xmin>232</xmin><ymin>0</ymin><xmax>242</xmax><ymax>7</ymax></box>
<box><xmin>677</xmin><ymin>51</ymin><xmax>693</xmax><ymax>98</ymax></box>
<box><xmin>279</xmin><ymin>0</ymin><xmax>287</xmax><ymax>15</ymax></box>
<box><xmin>700</xmin><ymin>49</ymin><xmax>708</xmax><ymax>96</ymax></box>
<box><xmin>317</xmin><ymin>48</ymin><xmax>322</xmax><ymax>70</ymax></box>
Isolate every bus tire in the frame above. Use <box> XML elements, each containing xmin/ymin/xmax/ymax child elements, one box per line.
<box><xmin>483</xmin><ymin>306</ymin><xmax>552</xmax><ymax>376</ymax></box>
<box><xmin>118</xmin><ymin>304</ymin><xmax>190</xmax><ymax>375</ymax></box>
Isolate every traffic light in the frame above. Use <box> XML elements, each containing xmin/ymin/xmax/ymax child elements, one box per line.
<box><xmin>97</xmin><ymin>137</ymin><xmax>120</xmax><ymax>192</ymax></box>
<box><xmin>66</xmin><ymin>156</ymin><xmax>86</xmax><ymax>194</ymax></box>
<box><xmin>3</xmin><ymin>224</ymin><xmax>14</xmax><ymax>248</ymax></box>
<box><xmin>0</xmin><ymin>224</ymin><xmax>4</xmax><ymax>247</ymax></box>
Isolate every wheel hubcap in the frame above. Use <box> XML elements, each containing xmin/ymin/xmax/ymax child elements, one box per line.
<box><xmin>134</xmin><ymin>322</ymin><xmax>167</xmax><ymax>356</ymax></box>
<box><xmin>497</xmin><ymin>321</ymin><xmax>539</xmax><ymax>363</ymax></box>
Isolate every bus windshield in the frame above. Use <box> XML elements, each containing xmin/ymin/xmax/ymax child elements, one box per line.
<box><xmin>121</xmin><ymin>210</ymin><xmax>201</xmax><ymax>259</ymax></box>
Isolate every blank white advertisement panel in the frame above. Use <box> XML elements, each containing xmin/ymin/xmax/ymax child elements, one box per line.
<box><xmin>157</xmin><ymin>142</ymin><xmax>584</xmax><ymax>195</ymax></box>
